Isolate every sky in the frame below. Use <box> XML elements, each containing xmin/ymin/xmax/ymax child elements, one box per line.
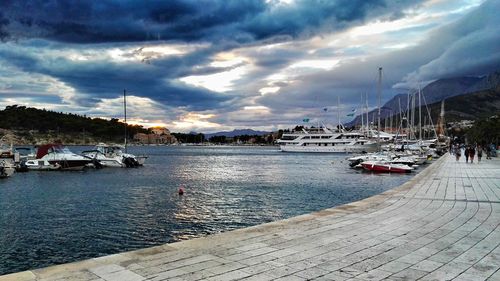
<box><xmin>0</xmin><ymin>0</ymin><xmax>498</xmax><ymax>133</ymax></box>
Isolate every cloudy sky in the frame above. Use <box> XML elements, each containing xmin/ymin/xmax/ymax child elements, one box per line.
<box><xmin>0</xmin><ymin>0</ymin><xmax>498</xmax><ymax>132</ymax></box>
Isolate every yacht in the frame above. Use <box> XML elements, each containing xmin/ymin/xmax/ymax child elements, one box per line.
<box><xmin>25</xmin><ymin>144</ymin><xmax>91</xmax><ymax>171</ymax></box>
<box><xmin>81</xmin><ymin>143</ymin><xmax>147</xmax><ymax>168</ymax></box>
<box><xmin>277</xmin><ymin>126</ymin><xmax>378</xmax><ymax>153</ymax></box>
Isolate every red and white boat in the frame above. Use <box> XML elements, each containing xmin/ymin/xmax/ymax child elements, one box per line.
<box><xmin>361</xmin><ymin>160</ymin><xmax>413</xmax><ymax>173</ymax></box>
<box><xmin>26</xmin><ymin>144</ymin><xmax>91</xmax><ymax>171</ymax></box>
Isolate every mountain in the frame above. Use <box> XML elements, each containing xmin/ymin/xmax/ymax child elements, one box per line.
<box><xmin>204</xmin><ymin>129</ymin><xmax>270</xmax><ymax>138</ymax></box>
<box><xmin>347</xmin><ymin>71</ymin><xmax>500</xmax><ymax>126</ymax></box>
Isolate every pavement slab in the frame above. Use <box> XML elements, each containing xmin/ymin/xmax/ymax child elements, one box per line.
<box><xmin>1</xmin><ymin>154</ymin><xmax>499</xmax><ymax>281</ymax></box>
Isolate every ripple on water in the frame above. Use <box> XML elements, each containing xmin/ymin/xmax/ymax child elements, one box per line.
<box><xmin>0</xmin><ymin>146</ymin><xmax>417</xmax><ymax>274</ymax></box>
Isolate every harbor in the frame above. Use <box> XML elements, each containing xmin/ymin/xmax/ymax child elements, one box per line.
<box><xmin>1</xmin><ymin>152</ymin><xmax>499</xmax><ymax>280</ymax></box>
<box><xmin>1</xmin><ymin>1</ymin><xmax>499</xmax><ymax>280</ymax></box>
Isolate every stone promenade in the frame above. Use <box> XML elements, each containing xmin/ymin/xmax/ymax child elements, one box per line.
<box><xmin>2</xmin><ymin>154</ymin><xmax>499</xmax><ymax>281</ymax></box>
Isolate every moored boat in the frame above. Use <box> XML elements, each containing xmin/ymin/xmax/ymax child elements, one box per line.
<box><xmin>277</xmin><ymin>126</ymin><xmax>378</xmax><ymax>153</ymax></box>
<box><xmin>0</xmin><ymin>160</ymin><xmax>15</xmax><ymax>178</ymax></box>
<box><xmin>27</xmin><ymin>144</ymin><xmax>91</xmax><ymax>171</ymax></box>
<box><xmin>361</xmin><ymin>160</ymin><xmax>413</xmax><ymax>173</ymax></box>
<box><xmin>81</xmin><ymin>143</ymin><xmax>147</xmax><ymax>168</ymax></box>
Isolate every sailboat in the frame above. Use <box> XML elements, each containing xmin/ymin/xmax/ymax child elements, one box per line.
<box><xmin>82</xmin><ymin>90</ymin><xmax>147</xmax><ymax>167</ymax></box>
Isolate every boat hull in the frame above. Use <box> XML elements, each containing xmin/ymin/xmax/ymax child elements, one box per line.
<box><xmin>48</xmin><ymin>160</ymin><xmax>90</xmax><ymax>170</ymax></box>
<box><xmin>361</xmin><ymin>162</ymin><xmax>412</xmax><ymax>173</ymax></box>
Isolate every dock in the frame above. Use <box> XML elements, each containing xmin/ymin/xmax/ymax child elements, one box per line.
<box><xmin>2</xmin><ymin>154</ymin><xmax>499</xmax><ymax>281</ymax></box>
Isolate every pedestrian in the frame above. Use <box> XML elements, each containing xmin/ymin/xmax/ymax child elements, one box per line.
<box><xmin>455</xmin><ymin>145</ymin><xmax>461</xmax><ymax>161</ymax></box>
<box><xmin>486</xmin><ymin>145</ymin><xmax>492</xmax><ymax>159</ymax></box>
<box><xmin>464</xmin><ymin>146</ymin><xmax>470</xmax><ymax>163</ymax></box>
<box><xmin>477</xmin><ymin>145</ymin><xmax>483</xmax><ymax>162</ymax></box>
<box><xmin>469</xmin><ymin>145</ymin><xmax>476</xmax><ymax>164</ymax></box>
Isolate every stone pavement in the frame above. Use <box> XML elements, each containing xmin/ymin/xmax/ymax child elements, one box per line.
<box><xmin>1</xmin><ymin>154</ymin><xmax>499</xmax><ymax>281</ymax></box>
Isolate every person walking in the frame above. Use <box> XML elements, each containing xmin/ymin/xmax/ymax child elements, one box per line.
<box><xmin>469</xmin><ymin>145</ymin><xmax>476</xmax><ymax>164</ymax></box>
<box><xmin>464</xmin><ymin>146</ymin><xmax>470</xmax><ymax>163</ymax></box>
<box><xmin>477</xmin><ymin>145</ymin><xmax>483</xmax><ymax>162</ymax></box>
<box><xmin>455</xmin><ymin>145</ymin><xmax>461</xmax><ymax>161</ymax></box>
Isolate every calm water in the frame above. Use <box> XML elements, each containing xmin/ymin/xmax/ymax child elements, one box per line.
<box><xmin>0</xmin><ymin>146</ymin><xmax>417</xmax><ymax>275</ymax></box>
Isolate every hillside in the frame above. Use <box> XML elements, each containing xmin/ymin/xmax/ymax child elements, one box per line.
<box><xmin>380</xmin><ymin>87</ymin><xmax>500</xmax><ymax>131</ymax></box>
<box><xmin>0</xmin><ymin>105</ymin><xmax>148</xmax><ymax>144</ymax></box>
<box><xmin>348</xmin><ymin>71</ymin><xmax>500</xmax><ymax>126</ymax></box>
<box><xmin>204</xmin><ymin>129</ymin><xmax>270</xmax><ymax>138</ymax></box>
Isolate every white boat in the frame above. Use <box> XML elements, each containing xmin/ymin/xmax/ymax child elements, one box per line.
<box><xmin>81</xmin><ymin>143</ymin><xmax>147</xmax><ymax>168</ymax></box>
<box><xmin>26</xmin><ymin>144</ymin><xmax>91</xmax><ymax>171</ymax></box>
<box><xmin>277</xmin><ymin>126</ymin><xmax>378</xmax><ymax>153</ymax></box>
<box><xmin>347</xmin><ymin>152</ymin><xmax>391</xmax><ymax>168</ymax></box>
<box><xmin>361</xmin><ymin>160</ymin><xmax>413</xmax><ymax>173</ymax></box>
<box><xmin>0</xmin><ymin>160</ymin><xmax>15</xmax><ymax>178</ymax></box>
<box><xmin>0</xmin><ymin>142</ymin><xmax>18</xmax><ymax>177</ymax></box>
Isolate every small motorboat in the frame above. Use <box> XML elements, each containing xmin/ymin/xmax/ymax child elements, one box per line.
<box><xmin>27</xmin><ymin>144</ymin><xmax>91</xmax><ymax>171</ymax></box>
<box><xmin>81</xmin><ymin>143</ymin><xmax>147</xmax><ymax>168</ymax></box>
<box><xmin>0</xmin><ymin>160</ymin><xmax>15</xmax><ymax>178</ymax></box>
<box><xmin>347</xmin><ymin>153</ymin><xmax>391</xmax><ymax>168</ymax></box>
<box><xmin>361</xmin><ymin>160</ymin><xmax>413</xmax><ymax>173</ymax></box>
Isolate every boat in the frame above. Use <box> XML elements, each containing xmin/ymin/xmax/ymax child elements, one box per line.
<box><xmin>0</xmin><ymin>160</ymin><xmax>15</xmax><ymax>178</ymax></box>
<box><xmin>361</xmin><ymin>160</ymin><xmax>413</xmax><ymax>173</ymax></box>
<box><xmin>81</xmin><ymin>143</ymin><xmax>147</xmax><ymax>168</ymax></box>
<box><xmin>0</xmin><ymin>142</ymin><xmax>17</xmax><ymax>177</ymax></box>
<box><xmin>26</xmin><ymin>144</ymin><xmax>91</xmax><ymax>171</ymax></box>
<box><xmin>347</xmin><ymin>152</ymin><xmax>391</xmax><ymax>168</ymax></box>
<box><xmin>277</xmin><ymin>126</ymin><xmax>378</xmax><ymax>153</ymax></box>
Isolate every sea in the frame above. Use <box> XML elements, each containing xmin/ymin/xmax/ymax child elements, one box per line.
<box><xmin>0</xmin><ymin>145</ymin><xmax>417</xmax><ymax>275</ymax></box>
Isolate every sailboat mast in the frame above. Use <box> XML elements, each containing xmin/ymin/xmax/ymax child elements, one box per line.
<box><xmin>419</xmin><ymin>85</ymin><xmax>422</xmax><ymax>141</ymax></box>
<box><xmin>124</xmin><ymin>89</ymin><xmax>128</xmax><ymax>153</ymax></box>
<box><xmin>377</xmin><ymin>67</ymin><xmax>382</xmax><ymax>150</ymax></box>
<box><xmin>337</xmin><ymin>96</ymin><xmax>341</xmax><ymax>132</ymax></box>
<box><xmin>365</xmin><ymin>92</ymin><xmax>369</xmax><ymax>134</ymax></box>
<box><xmin>360</xmin><ymin>93</ymin><xmax>364</xmax><ymax>133</ymax></box>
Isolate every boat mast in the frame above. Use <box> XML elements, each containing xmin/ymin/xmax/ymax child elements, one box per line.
<box><xmin>337</xmin><ymin>96</ymin><xmax>341</xmax><ymax>132</ymax></box>
<box><xmin>377</xmin><ymin>67</ymin><xmax>382</xmax><ymax>151</ymax></box>
<box><xmin>360</xmin><ymin>93</ymin><xmax>364</xmax><ymax>133</ymax></box>
<box><xmin>365</xmin><ymin>92</ymin><xmax>369</xmax><ymax>134</ymax></box>
<box><xmin>124</xmin><ymin>89</ymin><xmax>128</xmax><ymax>153</ymax></box>
<box><xmin>418</xmin><ymin>85</ymin><xmax>422</xmax><ymax>141</ymax></box>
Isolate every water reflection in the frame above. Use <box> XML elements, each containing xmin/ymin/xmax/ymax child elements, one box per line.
<box><xmin>0</xmin><ymin>146</ymin><xmax>416</xmax><ymax>274</ymax></box>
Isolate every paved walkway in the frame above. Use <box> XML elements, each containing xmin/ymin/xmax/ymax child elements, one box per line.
<box><xmin>2</xmin><ymin>154</ymin><xmax>499</xmax><ymax>281</ymax></box>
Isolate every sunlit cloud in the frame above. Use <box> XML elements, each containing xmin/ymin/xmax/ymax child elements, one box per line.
<box><xmin>0</xmin><ymin>0</ymin><xmax>496</xmax><ymax>132</ymax></box>
<box><xmin>171</xmin><ymin>112</ymin><xmax>222</xmax><ymax>131</ymax></box>
<box><xmin>259</xmin><ymin>86</ymin><xmax>281</xmax><ymax>96</ymax></box>
<box><xmin>179</xmin><ymin>65</ymin><xmax>250</xmax><ymax>92</ymax></box>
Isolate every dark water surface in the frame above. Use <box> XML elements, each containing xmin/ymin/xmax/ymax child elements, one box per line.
<box><xmin>0</xmin><ymin>146</ymin><xmax>417</xmax><ymax>275</ymax></box>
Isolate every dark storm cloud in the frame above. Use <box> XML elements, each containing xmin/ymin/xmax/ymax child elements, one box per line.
<box><xmin>400</xmin><ymin>0</ymin><xmax>500</xmax><ymax>84</ymax></box>
<box><xmin>257</xmin><ymin>0</ymin><xmax>500</xmax><ymax>117</ymax></box>
<box><xmin>0</xmin><ymin>0</ymin><xmax>423</xmax><ymax>44</ymax></box>
<box><xmin>0</xmin><ymin>44</ymin><xmax>229</xmax><ymax>110</ymax></box>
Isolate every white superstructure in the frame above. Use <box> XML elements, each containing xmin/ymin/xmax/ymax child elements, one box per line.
<box><xmin>81</xmin><ymin>143</ymin><xmax>147</xmax><ymax>168</ymax></box>
<box><xmin>276</xmin><ymin>127</ymin><xmax>378</xmax><ymax>153</ymax></box>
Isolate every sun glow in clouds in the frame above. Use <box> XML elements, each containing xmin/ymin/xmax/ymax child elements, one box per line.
<box><xmin>172</xmin><ymin>112</ymin><xmax>221</xmax><ymax>130</ymax></box>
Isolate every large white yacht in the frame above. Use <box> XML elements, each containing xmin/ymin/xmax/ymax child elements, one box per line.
<box><xmin>81</xmin><ymin>143</ymin><xmax>147</xmax><ymax>168</ymax></box>
<box><xmin>277</xmin><ymin>126</ymin><xmax>378</xmax><ymax>153</ymax></box>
